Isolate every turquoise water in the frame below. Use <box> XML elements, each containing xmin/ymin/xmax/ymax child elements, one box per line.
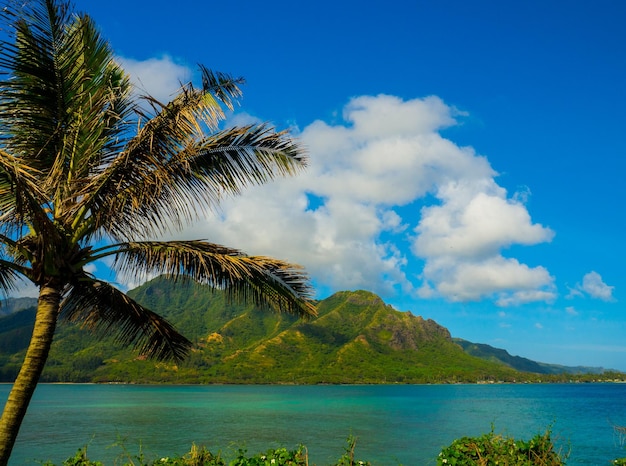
<box><xmin>2</xmin><ymin>383</ymin><xmax>626</xmax><ymax>465</ymax></box>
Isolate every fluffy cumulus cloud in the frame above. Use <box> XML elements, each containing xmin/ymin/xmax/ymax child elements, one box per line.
<box><xmin>577</xmin><ymin>271</ymin><xmax>615</xmax><ymax>301</ymax></box>
<box><xmin>108</xmin><ymin>58</ymin><xmax>557</xmax><ymax>305</ymax></box>
<box><xmin>116</xmin><ymin>55</ymin><xmax>192</xmax><ymax>103</ymax></box>
<box><xmin>411</xmin><ymin>159</ymin><xmax>556</xmax><ymax>305</ymax></box>
<box><xmin>159</xmin><ymin>93</ymin><xmax>555</xmax><ymax>306</ymax></box>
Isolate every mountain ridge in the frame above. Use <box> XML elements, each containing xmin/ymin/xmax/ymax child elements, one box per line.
<box><xmin>453</xmin><ymin>338</ymin><xmax>608</xmax><ymax>375</ymax></box>
<box><xmin>0</xmin><ymin>277</ymin><xmax>619</xmax><ymax>383</ymax></box>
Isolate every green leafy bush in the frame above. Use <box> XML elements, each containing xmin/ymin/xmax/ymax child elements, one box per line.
<box><xmin>437</xmin><ymin>428</ymin><xmax>565</xmax><ymax>465</ymax></box>
<box><xmin>153</xmin><ymin>444</ymin><xmax>226</xmax><ymax>465</ymax></box>
<box><xmin>227</xmin><ymin>446</ymin><xmax>306</xmax><ymax>466</ymax></box>
<box><xmin>51</xmin><ymin>436</ymin><xmax>371</xmax><ymax>466</ymax></box>
<box><xmin>45</xmin><ymin>448</ymin><xmax>103</xmax><ymax>466</ymax></box>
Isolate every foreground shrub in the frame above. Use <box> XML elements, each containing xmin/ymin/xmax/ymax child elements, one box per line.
<box><xmin>154</xmin><ymin>443</ymin><xmax>227</xmax><ymax>465</ymax></box>
<box><xmin>437</xmin><ymin>428</ymin><xmax>565</xmax><ymax>465</ymax></box>
<box><xmin>52</xmin><ymin>436</ymin><xmax>371</xmax><ymax>466</ymax></box>
<box><xmin>223</xmin><ymin>445</ymin><xmax>308</xmax><ymax>466</ymax></box>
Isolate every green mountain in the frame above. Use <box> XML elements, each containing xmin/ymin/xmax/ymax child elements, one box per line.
<box><xmin>454</xmin><ymin>339</ymin><xmax>608</xmax><ymax>375</ymax></box>
<box><xmin>0</xmin><ymin>277</ymin><xmax>618</xmax><ymax>383</ymax></box>
<box><xmin>0</xmin><ymin>297</ymin><xmax>37</xmax><ymax>317</ymax></box>
<box><xmin>454</xmin><ymin>338</ymin><xmax>548</xmax><ymax>373</ymax></box>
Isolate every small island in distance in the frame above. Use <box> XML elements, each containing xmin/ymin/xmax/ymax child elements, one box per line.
<box><xmin>0</xmin><ymin>276</ymin><xmax>622</xmax><ymax>384</ymax></box>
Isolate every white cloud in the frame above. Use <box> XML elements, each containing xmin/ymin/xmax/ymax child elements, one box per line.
<box><xmin>165</xmin><ymin>93</ymin><xmax>557</xmax><ymax>306</ymax></box>
<box><xmin>117</xmin><ymin>55</ymin><xmax>192</xmax><ymax>104</ymax></box>
<box><xmin>343</xmin><ymin>94</ymin><xmax>457</xmax><ymax>138</ymax></box>
<box><xmin>578</xmin><ymin>271</ymin><xmax>615</xmax><ymax>301</ymax></box>
<box><xmin>8</xmin><ymin>62</ymin><xmax>560</xmax><ymax>306</ymax></box>
<box><xmin>415</xmin><ymin>192</ymin><xmax>553</xmax><ymax>259</ymax></box>
<box><xmin>566</xmin><ymin>287</ymin><xmax>584</xmax><ymax>299</ymax></box>
<box><xmin>496</xmin><ymin>290</ymin><xmax>556</xmax><ymax>307</ymax></box>
<box><xmin>409</xmin><ymin>150</ymin><xmax>555</xmax><ymax>305</ymax></box>
<box><xmin>419</xmin><ymin>256</ymin><xmax>555</xmax><ymax>305</ymax></box>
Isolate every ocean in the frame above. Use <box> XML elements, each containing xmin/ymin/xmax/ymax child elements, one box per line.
<box><xmin>2</xmin><ymin>383</ymin><xmax>626</xmax><ymax>465</ymax></box>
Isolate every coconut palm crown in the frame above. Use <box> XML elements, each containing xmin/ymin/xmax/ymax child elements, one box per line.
<box><xmin>0</xmin><ymin>0</ymin><xmax>316</xmax><ymax>462</ymax></box>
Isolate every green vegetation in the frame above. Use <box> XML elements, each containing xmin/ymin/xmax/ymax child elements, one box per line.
<box><xmin>437</xmin><ymin>428</ymin><xmax>566</xmax><ymax>465</ymax></box>
<box><xmin>454</xmin><ymin>339</ymin><xmax>609</xmax><ymax>375</ymax></box>
<box><xmin>25</xmin><ymin>424</ymin><xmax>626</xmax><ymax>465</ymax></box>
<box><xmin>38</xmin><ymin>430</ymin><xmax>596</xmax><ymax>466</ymax></box>
<box><xmin>45</xmin><ymin>437</ymin><xmax>371</xmax><ymax>466</ymax></box>
<box><xmin>0</xmin><ymin>279</ymin><xmax>624</xmax><ymax>384</ymax></box>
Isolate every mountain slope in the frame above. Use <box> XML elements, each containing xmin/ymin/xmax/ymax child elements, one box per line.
<box><xmin>196</xmin><ymin>289</ymin><xmax>518</xmax><ymax>383</ymax></box>
<box><xmin>454</xmin><ymin>339</ymin><xmax>607</xmax><ymax>375</ymax></box>
<box><xmin>0</xmin><ymin>277</ymin><xmax>616</xmax><ymax>383</ymax></box>
<box><xmin>0</xmin><ymin>297</ymin><xmax>37</xmax><ymax>317</ymax></box>
<box><xmin>454</xmin><ymin>339</ymin><xmax>547</xmax><ymax>373</ymax></box>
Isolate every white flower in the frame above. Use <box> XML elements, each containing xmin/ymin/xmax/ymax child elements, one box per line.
<box><xmin>271</xmin><ymin>460</ymin><xmax>276</xmax><ymax>464</ymax></box>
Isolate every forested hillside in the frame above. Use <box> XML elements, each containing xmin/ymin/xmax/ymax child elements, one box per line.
<box><xmin>0</xmin><ymin>277</ymin><xmax>619</xmax><ymax>383</ymax></box>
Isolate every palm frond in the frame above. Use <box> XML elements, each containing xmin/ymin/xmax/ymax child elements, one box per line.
<box><xmin>111</xmin><ymin>240</ymin><xmax>317</xmax><ymax>319</ymax></box>
<box><xmin>136</xmin><ymin>66</ymin><xmax>244</xmax><ymax>127</ymax></box>
<box><xmin>0</xmin><ymin>0</ymin><xmax>134</xmax><ymax>225</ymax></box>
<box><xmin>190</xmin><ymin>123</ymin><xmax>307</xmax><ymax>191</ymax></box>
<box><xmin>0</xmin><ymin>149</ymin><xmax>43</xmax><ymax>214</ymax></box>
<box><xmin>61</xmin><ymin>277</ymin><xmax>192</xmax><ymax>361</ymax></box>
<box><xmin>82</xmin><ymin>122</ymin><xmax>307</xmax><ymax>241</ymax></box>
<box><xmin>0</xmin><ymin>0</ymin><xmax>73</xmax><ymax>169</ymax></box>
<box><xmin>198</xmin><ymin>65</ymin><xmax>244</xmax><ymax>112</ymax></box>
<box><xmin>0</xmin><ymin>149</ymin><xmax>56</xmax><ymax>242</ymax></box>
<box><xmin>0</xmin><ymin>260</ymin><xmax>21</xmax><ymax>296</ymax></box>
<box><xmin>46</xmin><ymin>15</ymin><xmax>134</xmax><ymax>181</ymax></box>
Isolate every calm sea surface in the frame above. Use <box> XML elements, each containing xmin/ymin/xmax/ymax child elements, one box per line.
<box><xmin>2</xmin><ymin>383</ymin><xmax>626</xmax><ymax>465</ymax></box>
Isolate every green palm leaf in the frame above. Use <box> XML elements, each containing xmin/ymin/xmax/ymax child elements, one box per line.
<box><xmin>61</xmin><ymin>277</ymin><xmax>192</xmax><ymax>361</ymax></box>
<box><xmin>0</xmin><ymin>261</ymin><xmax>20</xmax><ymax>295</ymax></box>
<box><xmin>90</xmin><ymin>124</ymin><xmax>305</xmax><ymax>241</ymax></box>
<box><xmin>110</xmin><ymin>241</ymin><xmax>316</xmax><ymax>318</ymax></box>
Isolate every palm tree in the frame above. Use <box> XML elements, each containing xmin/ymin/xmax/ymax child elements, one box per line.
<box><xmin>0</xmin><ymin>0</ymin><xmax>316</xmax><ymax>463</ymax></box>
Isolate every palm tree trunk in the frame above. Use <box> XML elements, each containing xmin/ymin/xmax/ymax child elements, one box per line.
<box><xmin>0</xmin><ymin>283</ymin><xmax>62</xmax><ymax>466</ymax></box>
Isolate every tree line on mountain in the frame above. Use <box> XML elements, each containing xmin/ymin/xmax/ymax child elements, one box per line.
<box><xmin>0</xmin><ymin>277</ymin><xmax>622</xmax><ymax>385</ymax></box>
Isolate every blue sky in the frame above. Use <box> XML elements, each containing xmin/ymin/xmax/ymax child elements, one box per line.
<box><xmin>66</xmin><ymin>0</ymin><xmax>626</xmax><ymax>370</ymax></box>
